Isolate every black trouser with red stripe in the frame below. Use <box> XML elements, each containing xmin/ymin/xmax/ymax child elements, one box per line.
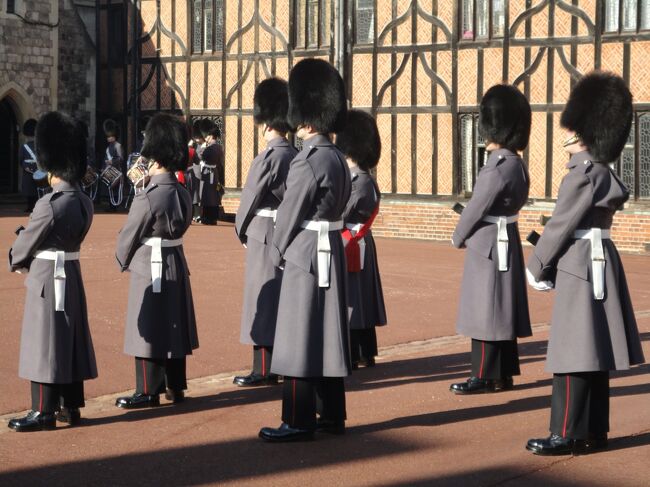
<box><xmin>470</xmin><ymin>339</ymin><xmax>521</xmax><ymax>380</ymax></box>
<box><xmin>30</xmin><ymin>381</ymin><xmax>84</xmax><ymax>413</ymax></box>
<box><xmin>350</xmin><ymin>328</ymin><xmax>378</xmax><ymax>364</ymax></box>
<box><xmin>135</xmin><ymin>357</ymin><xmax>187</xmax><ymax>395</ymax></box>
<box><xmin>281</xmin><ymin>377</ymin><xmax>346</xmax><ymax>430</ymax></box>
<box><xmin>252</xmin><ymin>346</ymin><xmax>273</xmax><ymax>376</ymax></box>
<box><xmin>550</xmin><ymin>372</ymin><xmax>609</xmax><ymax>440</ymax></box>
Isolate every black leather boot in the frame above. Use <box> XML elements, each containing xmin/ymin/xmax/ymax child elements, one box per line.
<box><xmin>115</xmin><ymin>393</ymin><xmax>160</xmax><ymax>409</ymax></box>
<box><xmin>8</xmin><ymin>410</ymin><xmax>56</xmax><ymax>432</ymax></box>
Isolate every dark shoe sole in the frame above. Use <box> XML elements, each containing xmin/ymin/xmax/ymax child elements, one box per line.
<box><xmin>258</xmin><ymin>431</ymin><xmax>314</xmax><ymax>443</ymax></box>
<box><xmin>115</xmin><ymin>400</ymin><xmax>160</xmax><ymax>410</ymax></box>
<box><xmin>9</xmin><ymin>422</ymin><xmax>56</xmax><ymax>432</ymax></box>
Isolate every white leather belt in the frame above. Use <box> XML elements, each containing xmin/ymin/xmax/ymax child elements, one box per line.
<box><xmin>34</xmin><ymin>250</ymin><xmax>80</xmax><ymax>312</ymax></box>
<box><xmin>141</xmin><ymin>237</ymin><xmax>183</xmax><ymax>293</ymax></box>
<box><xmin>482</xmin><ymin>215</ymin><xmax>518</xmax><ymax>271</ymax></box>
<box><xmin>200</xmin><ymin>162</ymin><xmax>217</xmax><ymax>184</ymax></box>
<box><xmin>255</xmin><ymin>208</ymin><xmax>277</xmax><ymax>221</ymax></box>
<box><xmin>574</xmin><ymin>228</ymin><xmax>610</xmax><ymax>300</ymax></box>
<box><xmin>344</xmin><ymin>223</ymin><xmax>366</xmax><ymax>270</ymax></box>
<box><xmin>301</xmin><ymin>219</ymin><xmax>344</xmax><ymax>287</ymax></box>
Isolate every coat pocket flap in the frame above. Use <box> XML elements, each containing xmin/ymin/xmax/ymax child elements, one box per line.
<box><xmin>284</xmin><ymin>246</ymin><xmax>313</xmax><ymax>274</ymax></box>
<box><xmin>24</xmin><ymin>276</ymin><xmax>45</xmax><ymax>297</ymax></box>
<box><xmin>245</xmin><ymin>219</ymin><xmax>269</xmax><ymax>244</ymax></box>
<box><xmin>557</xmin><ymin>258</ymin><xmax>589</xmax><ymax>281</ymax></box>
<box><xmin>465</xmin><ymin>234</ymin><xmax>494</xmax><ymax>259</ymax></box>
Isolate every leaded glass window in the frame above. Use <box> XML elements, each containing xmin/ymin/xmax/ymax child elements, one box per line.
<box><xmin>492</xmin><ymin>0</ymin><xmax>505</xmax><ymax>37</ymax></box>
<box><xmin>294</xmin><ymin>0</ymin><xmax>330</xmax><ymax>49</ymax></box>
<box><xmin>459</xmin><ymin>114</ymin><xmax>486</xmax><ymax>193</ymax></box>
<box><xmin>356</xmin><ymin>0</ymin><xmax>374</xmax><ymax>44</ymax></box>
<box><xmin>642</xmin><ymin>0</ymin><xmax>650</xmax><ymax>29</ymax></box>
<box><xmin>623</xmin><ymin>0</ymin><xmax>638</xmax><ymax>31</ymax></box>
<box><xmin>640</xmin><ymin>114</ymin><xmax>650</xmax><ymax>198</ymax></box>
<box><xmin>192</xmin><ymin>1</ymin><xmax>224</xmax><ymax>54</ymax></box>
<box><xmin>193</xmin><ymin>0</ymin><xmax>202</xmax><ymax>53</ymax></box>
<box><xmin>605</xmin><ymin>0</ymin><xmax>620</xmax><ymax>32</ymax></box>
<box><xmin>461</xmin><ymin>0</ymin><xmax>505</xmax><ymax>41</ymax></box>
<box><xmin>461</xmin><ymin>0</ymin><xmax>474</xmax><ymax>40</ymax></box>
<box><xmin>6</xmin><ymin>0</ymin><xmax>16</xmax><ymax>14</ymax></box>
<box><xmin>621</xmin><ymin>121</ymin><xmax>635</xmax><ymax>194</ymax></box>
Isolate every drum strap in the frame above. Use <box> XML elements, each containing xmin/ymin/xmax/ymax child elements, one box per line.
<box><xmin>34</xmin><ymin>250</ymin><xmax>80</xmax><ymax>312</ymax></box>
<box><xmin>141</xmin><ymin>237</ymin><xmax>184</xmax><ymax>293</ymax></box>
<box><xmin>23</xmin><ymin>144</ymin><xmax>37</xmax><ymax>163</ymax></box>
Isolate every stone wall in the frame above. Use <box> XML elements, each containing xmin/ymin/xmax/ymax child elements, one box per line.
<box><xmin>0</xmin><ymin>0</ymin><xmax>57</xmax><ymax>117</ymax></box>
<box><xmin>57</xmin><ymin>0</ymin><xmax>94</xmax><ymax>128</ymax></box>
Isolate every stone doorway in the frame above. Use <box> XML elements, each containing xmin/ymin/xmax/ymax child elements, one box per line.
<box><xmin>0</xmin><ymin>98</ymin><xmax>19</xmax><ymax>193</ymax></box>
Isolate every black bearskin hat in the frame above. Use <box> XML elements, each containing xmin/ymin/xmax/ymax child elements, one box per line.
<box><xmin>199</xmin><ymin>118</ymin><xmax>220</xmax><ymax>139</ymax></box>
<box><xmin>103</xmin><ymin>118</ymin><xmax>119</xmax><ymax>137</ymax></box>
<box><xmin>23</xmin><ymin>119</ymin><xmax>37</xmax><ymax>137</ymax></box>
<box><xmin>191</xmin><ymin>119</ymin><xmax>204</xmax><ymax>139</ymax></box>
<box><xmin>287</xmin><ymin>58</ymin><xmax>347</xmax><ymax>134</ymax></box>
<box><xmin>254</xmin><ymin>77</ymin><xmax>291</xmax><ymax>133</ymax></box>
<box><xmin>560</xmin><ymin>71</ymin><xmax>633</xmax><ymax>162</ymax></box>
<box><xmin>335</xmin><ymin>110</ymin><xmax>381</xmax><ymax>171</ymax></box>
<box><xmin>35</xmin><ymin>111</ymin><xmax>87</xmax><ymax>182</ymax></box>
<box><xmin>141</xmin><ymin>113</ymin><xmax>189</xmax><ymax>172</ymax></box>
<box><xmin>479</xmin><ymin>84</ymin><xmax>531</xmax><ymax>152</ymax></box>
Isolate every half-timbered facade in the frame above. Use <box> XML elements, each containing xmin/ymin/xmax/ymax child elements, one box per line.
<box><xmin>98</xmin><ymin>0</ymin><xmax>650</xmax><ymax>251</ymax></box>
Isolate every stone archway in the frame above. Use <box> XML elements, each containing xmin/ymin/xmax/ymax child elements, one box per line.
<box><xmin>0</xmin><ymin>82</ymin><xmax>37</xmax><ymax>194</ymax></box>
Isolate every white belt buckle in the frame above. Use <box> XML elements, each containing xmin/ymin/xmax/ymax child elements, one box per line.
<box><xmin>53</xmin><ymin>250</ymin><xmax>66</xmax><ymax>312</ymax></box>
<box><xmin>149</xmin><ymin>237</ymin><xmax>163</xmax><ymax>293</ymax></box>
<box><xmin>317</xmin><ymin>221</ymin><xmax>331</xmax><ymax>288</ymax></box>
<box><xmin>496</xmin><ymin>216</ymin><xmax>509</xmax><ymax>272</ymax></box>
<box><xmin>590</xmin><ymin>228</ymin><xmax>605</xmax><ymax>300</ymax></box>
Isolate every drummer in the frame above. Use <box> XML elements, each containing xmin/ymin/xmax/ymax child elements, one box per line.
<box><xmin>19</xmin><ymin>119</ymin><xmax>38</xmax><ymax>212</ymax></box>
<box><xmin>103</xmin><ymin>119</ymin><xmax>124</xmax><ymax>211</ymax></box>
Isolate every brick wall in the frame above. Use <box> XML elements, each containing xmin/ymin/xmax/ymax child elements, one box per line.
<box><xmin>222</xmin><ymin>193</ymin><xmax>650</xmax><ymax>254</ymax></box>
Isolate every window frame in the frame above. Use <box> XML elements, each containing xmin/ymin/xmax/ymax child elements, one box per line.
<box><xmin>293</xmin><ymin>0</ymin><xmax>331</xmax><ymax>50</ymax></box>
<box><xmin>603</xmin><ymin>0</ymin><xmax>650</xmax><ymax>35</ymax></box>
<box><xmin>353</xmin><ymin>0</ymin><xmax>375</xmax><ymax>46</ymax></box>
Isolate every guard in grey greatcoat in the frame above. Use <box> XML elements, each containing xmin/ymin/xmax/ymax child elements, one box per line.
<box><xmin>336</xmin><ymin>110</ymin><xmax>387</xmax><ymax>369</ymax></box>
<box><xmin>234</xmin><ymin>77</ymin><xmax>297</xmax><ymax>387</ymax></box>
<box><xmin>188</xmin><ymin>119</ymin><xmax>205</xmax><ymax>220</ymax></box>
<box><xmin>19</xmin><ymin>118</ymin><xmax>38</xmax><ymax>212</ymax></box>
<box><xmin>114</xmin><ymin>113</ymin><xmax>199</xmax><ymax>409</ymax></box>
<box><xmin>450</xmin><ymin>85</ymin><xmax>532</xmax><ymax>395</ymax></box>
<box><xmin>197</xmin><ymin>120</ymin><xmax>225</xmax><ymax>225</ymax></box>
<box><xmin>8</xmin><ymin>111</ymin><xmax>98</xmax><ymax>432</ymax></box>
<box><xmin>525</xmin><ymin>72</ymin><xmax>645</xmax><ymax>456</ymax></box>
<box><xmin>259</xmin><ymin>59</ymin><xmax>351</xmax><ymax>442</ymax></box>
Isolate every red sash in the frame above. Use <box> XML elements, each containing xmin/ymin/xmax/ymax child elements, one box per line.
<box><xmin>341</xmin><ymin>204</ymin><xmax>379</xmax><ymax>272</ymax></box>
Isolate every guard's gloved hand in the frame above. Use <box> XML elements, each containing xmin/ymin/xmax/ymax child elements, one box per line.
<box><xmin>526</xmin><ymin>268</ymin><xmax>554</xmax><ymax>291</ymax></box>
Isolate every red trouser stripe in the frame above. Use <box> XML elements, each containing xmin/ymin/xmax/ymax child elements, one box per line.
<box><xmin>292</xmin><ymin>379</ymin><xmax>296</xmax><ymax>426</ymax></box>
<box><xmin>261</xmin><ymin>347</ymin><xmax>266</xmax><ymax>376</ymax></box>
<box><xmin>39</xmin><ymin>384</ymin><xmax>43</xmax><ymax>412</ymax></box>
<box><xmin>141</xmin><ymin>359</ymin><xmax>148</xmax><ymax>395</ymax></box>
<box><xmin>563</xmin><ymin>376</ymin><xmax>571</xmax><ymax>437</ymax></box>
<box><xmin>478</xmin><ymin>342</ymin><xmax>485</xmax><ymax>379</ymax></box>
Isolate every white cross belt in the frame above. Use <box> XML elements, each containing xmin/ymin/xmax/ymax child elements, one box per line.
<box><xmin>34</xmin><ymin>250</ymin><xmax>80</xmax><ymax>312</ymax></box>
<box><xmin>141</xmin><ymin>237</ymin><xmax>183</xmax><ymax>293</ymax></box>
<box><xmin>301</xmin><ymin>219</ymin><xmax>344</xmax><ymax>287</ymax></box>
<box><xmin>574</xmin><ymin>228</ymin><xmax>611</xmax><ymax>300</ymax></box>
<box><xmin>482</xmin><ymin>214</ymin><xmax>519</xmax><ymax>271</ymax></box>
<box><xmin>255</xmin><ymin>208</ymin><xmax>277</xmax><ymax>221</ymax></box>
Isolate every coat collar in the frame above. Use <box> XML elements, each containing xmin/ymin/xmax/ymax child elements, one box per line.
<box><xmin>303</xmin><ymin>134</ymin><xmax>333</xmax><ymax>148</ymax></box>
<box><xmin>148</xmin><ymin>172</ymin><xmax>178</xmax><ymax>185</ymax></box>
<box><xmin>52</xmin><ymin>180</ymin><xmax>80</xmax><ymax>192</ymax></box>
<box><xmin>485</xmin><ymin>148</ymin><xmax>517</xmax><ymax>167</ymax></box>
<box><xmin>267</xmin><ymin>136</ymin><xmax>290</xmax><ymax>149</ymax></box>
<box><xmin>566</xmin><ymin>150</ymin><xmax>594</xmax><ymax>169</ymax></box>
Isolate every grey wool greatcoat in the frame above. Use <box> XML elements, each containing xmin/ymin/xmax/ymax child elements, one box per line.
<box><xmin>527</xmin><ymin>151</ymin><xmax>645</xmax><ymax>373</ymax></box>
<box><xmin>235</xmin><ymin>136</ymin><xmax>297</xmax><ymax>346</ymax></box>
<box><xmin>452</xmin><ymin>148</ymin><xmax>532</xmax><ymax>341</ymax></box>
<box><xmin>343</xmin><ymin>167</ymin><xmax>388</xmax><ymax>330</ymax></box>
<box><xmin>198</xmin><ymin>142</ymin><xmax>225</xmax><ymax>208</ymax></box>
<box><xmin>9</xmin><ymin>181</ymin><xmax>98</xmax><ymax>384</ymax></box>
<box><xmin>269</xmin><ymin>134</ymin><xmax>352</xmax><ymax>378</ymax></box>
<box><xmin>116</xmin><ymin>172</ymin><xmax>199</xmax><ymax>359</ymax></box>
